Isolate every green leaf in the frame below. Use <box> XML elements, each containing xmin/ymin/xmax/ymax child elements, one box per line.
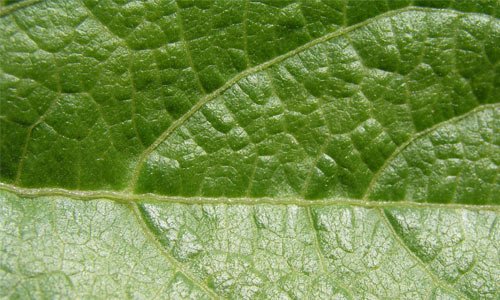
<box><xmin>0</xmin><ymin>0</ymin><xmax>498</xmax><ymax>299</ymax></box>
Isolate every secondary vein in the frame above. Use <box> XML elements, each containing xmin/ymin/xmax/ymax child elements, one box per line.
<box><xmin>127</xmin><ymin>6</ymin><xmax>480</xmax><ymax>191</ymax></box>
<box><xmin>130</xmin><ymin>202</ymin><xmax>220</xmax><ymax>299</ymax></box>
<box><xmin>377</xmin><ymin>208</ymin><xmax>468</xmax><ymax>299</ymax></box>
<box><xmin>362</xmin><ymin>103</ymin><xmax>500</xmax><ymax>200</ymax></box>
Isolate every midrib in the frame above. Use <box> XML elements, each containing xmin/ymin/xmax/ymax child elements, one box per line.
<box><xmin>1</xmin><ymin>182</ymin><xmax>498</xmax><ymax>211</ymax></box>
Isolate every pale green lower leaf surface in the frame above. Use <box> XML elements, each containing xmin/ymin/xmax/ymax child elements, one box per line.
<box><xmin>1</xmin><ymin>190</ymin><xmax>498</xmax><ymax>299</ymax></box>
<box><xmin>0</xmin><ymin>191</ymin><xmax>210</xmax><ymax>300</ymax></box>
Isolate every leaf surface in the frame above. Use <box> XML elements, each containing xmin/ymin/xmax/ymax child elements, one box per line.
<box><xmin>0</xmin><ymin>0</ymin><xmax>499</xmax><ymax>299</ymax></box>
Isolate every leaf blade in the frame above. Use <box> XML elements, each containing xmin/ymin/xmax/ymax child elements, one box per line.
<box><xmin>0</xmin><ymin>1</ymin><xmax>499</xmax><ymax>298</ymax></box>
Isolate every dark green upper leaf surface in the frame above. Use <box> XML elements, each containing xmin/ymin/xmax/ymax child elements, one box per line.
<box><xmin>1</xmin><ymin>0</ymin><xmax>498</xmax><ymax>205</ymax></box>
<box><xmin>137</xmin><ymin>12</ymin><xmax>499</xmax><ymax>202</ymax></box>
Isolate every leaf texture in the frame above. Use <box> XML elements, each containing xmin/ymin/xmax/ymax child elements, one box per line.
<box><xmin>0</xmin><ymin>0</ymin><xmax>499</xmax><ymax>299</ymax></box>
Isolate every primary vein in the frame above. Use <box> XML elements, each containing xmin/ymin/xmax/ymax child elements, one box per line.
<box><xmin>1</xmin><ymin>182</ymin><xmax>498</xmax><ymax>211</ymax></box>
